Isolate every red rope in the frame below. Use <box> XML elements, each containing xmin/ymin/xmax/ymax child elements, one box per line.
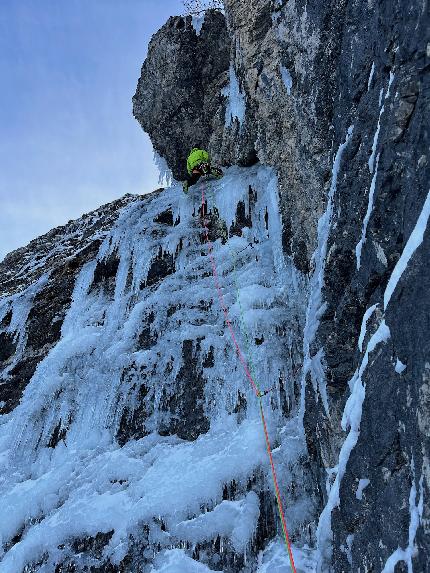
<box><xmin>200</xmin><ymin>187</ymin><xmax>297</xmax><ymax>573</ymax></box>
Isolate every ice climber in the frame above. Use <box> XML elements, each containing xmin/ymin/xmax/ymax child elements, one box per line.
<box><xmin>182</xmin><ymin>148</ymin><xmax>223</xmax><ymax>193</ymax></box>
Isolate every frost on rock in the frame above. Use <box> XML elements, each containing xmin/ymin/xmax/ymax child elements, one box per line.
<box><xmin>0</xmin><ymin>165</ymin><xmax>310</xmax><ymax>571</ymax></box>
<box><xmin>223</xmin><ymin>64</ymin><xmax>246</xmax><ymax>127</ymax></box>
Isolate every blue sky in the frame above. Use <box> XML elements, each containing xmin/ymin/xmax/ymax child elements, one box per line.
<box><xmin>0</xmin><ymin>0</ymin><xmax>184</xmax><ymax>261</ymax></box>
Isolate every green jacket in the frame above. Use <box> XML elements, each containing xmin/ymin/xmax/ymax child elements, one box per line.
<box><xmin>187</xmin><ymin>148</ymin><xmax>210</xmax><ymax>175</ymax></box>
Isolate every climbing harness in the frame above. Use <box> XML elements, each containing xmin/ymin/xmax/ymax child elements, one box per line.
<box><xmin>200</xmin><ymin>186</ymin><xmax>297</xmax><ymax>573</ymax></box>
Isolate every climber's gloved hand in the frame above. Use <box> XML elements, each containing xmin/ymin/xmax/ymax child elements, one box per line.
<box><xmin>182</xmin><ymin>181</ymin><xmax>189</xmax><ymax>194</ymax></box>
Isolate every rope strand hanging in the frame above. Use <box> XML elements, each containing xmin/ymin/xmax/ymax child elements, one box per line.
<box><xmin>200</xmin><ymin>184</ymin><xmax>297</xmax><ymax>573</ymax></box>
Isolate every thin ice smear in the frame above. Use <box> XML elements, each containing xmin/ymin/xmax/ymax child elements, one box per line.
<box><xmin>368</xmin><ymin>72</ymin><xmax>394</xmax><ymax>173</ymax></box>
<box><xmin>316</xmin><ymin>321</ymin><xmax>391</xmax><ymax>571</ymax></box>
<box><xmin>384</xmin><ymin>189</ymin><xmax>430</xmax><ymax>309</ymax></box>
<box><xmin>280</xmin><ymin>65</ymin><xmax>293</xmax><ymax>95</ymax></box>
<box><xmin>381</xmin><ymin>464</ymin><xmax>423</xmax><ymax>573</ymax></box>
<box><xmin>223</xmin><ymin>64</ymin><xmax>246</xmax><ymax>126</ymax></box>
<box><xmin>302</xmin><ymin>126</ymin><xmax>354</xmax><ymax>419</ymax></box>
<box><xmin>356</xmin><ymin>479</ymin><xmax>370</xmax><ymax>500</ymax></box>
<box><xmin>356</xmin><ymin>154</ymin><xmax>380</xmax><ymax>270</ymax></box>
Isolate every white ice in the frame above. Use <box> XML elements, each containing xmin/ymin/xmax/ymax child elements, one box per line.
<box><xmin>302</xmin><ymin>126</ymin><xmax>354</xmax><ymax>419</ymax></box>
<box><xmin>0</xmin><ymin>165</ymin><xmax>310</xmax><ymax>571</ymax></box>
<box><xmin>384</xmin><ymin>188</ymin><xmax>430</xmax><ymax>310</ymax></box>
<box><xmin>395</xmin><ymin>359</ymin><xmax>407</xmax><ymax>374</ymax></box>
<box><xmin>153</xmin><ymin>151</ymin><xmax>174</xmax><ymax>186</ymax></box>
<box><xmin>223</xmin><ymin>65</ymin><xmax>246</xmax><ymax>127</ymax></box>
<box><xmin>355</xmin><ymin>478</ymin><xmax>370</xmax><ymax>500</ymax></box>
<box><xmin>280</xmin><ymin>65</ymin><xmax>293</xmax><ymax>95</ymax></box>
<box><xmin>191</xmin><ymin>15</ymin><xmax>205</xmax><ymax>35</ymax></box>
<box><xmin>257</xmin><ymin>539</ymin><xmax>317</xmax><ymax>573</ymax></box>
<box><xmin>381</xmin><ymin>463</ymin><xmax>423</xmax><ymax>573</ymax></box>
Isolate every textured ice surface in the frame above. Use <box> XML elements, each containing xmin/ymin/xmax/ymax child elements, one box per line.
<box><xmin>257</xmin><ymin>539</ymin><xmax>317</xmax><ymax>572</ymax></box>
<box><xmin>153</xmin><ymin>151</ymin><xmax>174</xmax><ymax>186</ymax></box>
<box><xmin>0</xmin><ymin>165</ymin><xmax>309</xmax><ymax>571</ymax></box>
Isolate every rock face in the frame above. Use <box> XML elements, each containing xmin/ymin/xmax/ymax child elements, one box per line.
<box><xmin>133</xmin><ymin>12</ymin><xmax>236</xmax><ymax>181</ymax></box>
<box><xmin>1</xmin><ymin>1</ymin><xmax>429</xmax><ymax>572</ymax></box>
<box><xmin>133</xmin><ymin>2</ymin><xmax>345</xmax><ymax>273</ymax></box>
<box><xmin>0</xmin><ymin>169</ymin><xmax>314</xmax><ymax>572</ymax></box>
<box><xmin>309</xmin><ymin>1</ymin><xmax>430</xmax><ymax>570</ymax></box>
<box><xmin>132</xmin><ymin>0</ymin><xmax>430</xmax><ymax>571</ymax></box>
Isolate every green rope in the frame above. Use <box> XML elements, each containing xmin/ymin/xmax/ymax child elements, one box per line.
<box><xmin>204</xmin><ymin>187</ymin><xmax>296</xmax><ymax>571</ymax></box>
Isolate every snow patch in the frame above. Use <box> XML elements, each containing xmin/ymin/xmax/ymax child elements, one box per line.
<box><xmin>358</xmin><ymin>304</ymin><xmax>378</xmax><ymax>352</ymax></box>
<box><xmin>257</xmin><ymin>539</ymin><xmax>317</xmax><ymax>572</ymax></box>
<box><xmin>356</xmin><ymin>478</ymin><xmax>370</xmax><ymax>500</ymax></box>
<box><xmin>174</xmin><ymin>492</ymin><xmax>260</xmax><ymax>552</ymax></box>
<box><xmin>150</xmin><ymin>549</ymin><xmax>217</xmax><ymax>572</ymax></box>
<box><xmin>395</xmin><ymin>359</ymin><xmax>407</xmax><ymax>374</ymax></box>
<box><xmin>280</xmin><ymin>65</ymin><xmax>293</xmax><ymax>95</ymax></box>
<box><xmin>367</xmin><ymin>62</ymin><xmax>375</xmax><ymax>91</ymax></box>
<box><xmin>381</xmin><ymin>463</ymin><xmax>423</xmax><ymax>573</ymax></box>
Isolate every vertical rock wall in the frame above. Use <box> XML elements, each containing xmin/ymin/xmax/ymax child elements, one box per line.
<box><xmin>133</xmin><ymin>0</ymin><xmax>430</xmax><ymax>570</ymax></box>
